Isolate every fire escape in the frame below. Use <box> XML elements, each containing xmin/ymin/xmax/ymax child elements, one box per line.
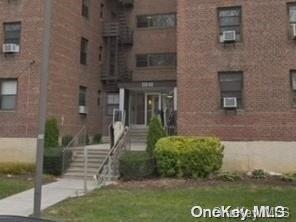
<box><xmin>101</xmin><ymin>0</ymin><xmax>133</xmax><ymax>90</ymax></box>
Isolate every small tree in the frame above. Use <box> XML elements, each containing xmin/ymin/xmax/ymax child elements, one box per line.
<box><xmin>44</xmin><ymin>118</ymin><xmax>59</xmax><ymax>149</ymax></box>
<box><xmin>146</xmin><ymin>117</ymin><xmax>166</xmax><ymax>155</ymax></box>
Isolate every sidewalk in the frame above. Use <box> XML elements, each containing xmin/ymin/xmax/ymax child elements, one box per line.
<box><xmin>0</xmin><ymin>178</ymin><xmax>97</xmax><ymax>216</ymax></box>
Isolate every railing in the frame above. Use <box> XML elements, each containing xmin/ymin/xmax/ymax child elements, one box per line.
<box><xmin>95</xmin><ymin>127</ymin><xmax>130</xmax><ymax>187</ymax></box>
<box><xmin>166</xmin><ymin>111</ymin><xmax>177</xmax><ymax>136</ymax></box>
<box><xmin>62</xmin><ymin>126</ymin><xmax>87</xmax><ymax>175</ymax></box>
<box><xmin>103</xmin><ymin>23</ymin><xmax>120</xmax><ymax>37</ymax></box>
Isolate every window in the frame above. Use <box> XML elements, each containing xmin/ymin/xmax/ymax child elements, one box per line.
<box><xmin>80</xmin><ymin>37</ymin><xmax>88</xmax><ymax>65</ymax></box>
<box><xmin>290</xmin><ymin>71</ymin><xmax>296</xmax><ymax>106</ymax></box>
<box><xmin>218</xmin><ymin>7</ymin><xmax>241</xmax><ymax>42</ymax></box>
<box><xmin>136</xmin><ymin>53</ymin><xmax>176</xmax><ymax>68</ymax></box>
<box><xmin>288</xmin><ymin>4</ymin><xmax>296</xmax><ymax>38</ymax></box>
<box><xmin>106</xmin><ymin>93</ymin><xmax>119</xmax><ymax>116</ymax></box>
<box><xmin>4</xmin><ymin>22</ymin><xmax>21</xmax><ymax>44</ymax></box>
<box><xmin>219</xmin><ymin>72</ymin><xmax>243</xmax><ymax>108</ymax></box>
<box><xmin>100</xmin><ymin>3</ymin><xmax>104</xmax><ymax>19</ymax></box>
<box><xmin>0</xmin><ymin>79</ymin><xmax>17</xmax><ymax>110</ymax></box>
<box><xmin>82</xmin><ymin>0</ymin><xmax>89</xmax><ymax>18</ymax></box>
<box><xmin>79</xmin><ymin>86</ymin><xmax>87</xmax><ymax>106</ymax></box>
<box><xmin>137</xmin><ymin>13</ymin><xmax>176</xmax><ymax>28</ymax></box>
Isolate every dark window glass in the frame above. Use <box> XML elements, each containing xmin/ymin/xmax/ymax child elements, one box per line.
<box><xmin>4</xmin><ymin>22</ymin><xmax>21</xmax><ymax>44</ymax></box>
<box><xmin>79</xmin><ymin>86</ymin><xmax>87</xmax><ymax>106</ymax></box>
<box><xmin>219</xmin><ymin>72</ymin><xmax>243</xmax><ymax>108</ymax></box>
<box><xmin>80</xmin><ymin>37</ymin><xmax>88</xmax><ymax>65</ymax></box>
<box><xmin>288</xmin><ymin>4</ymin><xmax>296</xmax><ymax>38</ymax></box>
<box><xmin>82</xmin><ymin>0</ymin><xmax>89</xmax><ymax>18</ymax></box>
<box><xmin>106</xmin><ymin>93</ymin><xmax>119</xmax><ymax>116</ymax></box>
<box><xmin>0</xmin><ymin>79</ymin><xmax>17</xmax><ymax>110</ymax></box>
<box><xmin>137</xmin><ymin>14</ymin><xmax>176</xmax><ymax>28</ymax></box>
<box><xmin>218</xmin><ymin>7</ymin><xmax>241</xmax><ymax>41</ymax></box>
<box><xmin>100</xmin><ymin>3</ymin><xmax>104</xmax><ymax>19</ymax></box>
<box><xmin>290</xmin><ymin>71</ymin><xmax>296</xmax><ymax>106</ymax></box>
<box><xmin>136</xmin><ymin>53</ymin><xmax>176</xmax><ymax>68</ymax></box>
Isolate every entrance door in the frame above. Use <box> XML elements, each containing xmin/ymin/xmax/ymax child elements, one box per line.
<box><xmin>129</xmin><ymin>92</ymin><xmax>145</xmax><ymax>127</ymax></box>
<box><xmin>145</xmin><ymin>93</ymin><xmax>161</xmax><ymax>125</ymax></box>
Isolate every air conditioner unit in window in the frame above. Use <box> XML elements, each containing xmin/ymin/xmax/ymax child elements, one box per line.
<box><xmin>292</xmin><ymin>24</ymin><xmax>296</xmax><ymax>39</ymax></box>
<box><xmin>223</xmin><ymin>97</ymin><xmax>238</xmax><ymax>109</ymax></box>
<box><xmin>79</xmin><ymin>106</ymin><xmax>88</xmax><ymax>114</ymax></box>
<box><xmin>222</xmin><ymin>31</ymin><xmax>236</xmax><ymax>43</ymax></box>
<box><xmin>2</xmin><ymin>43</ymin><xmax>20</xmax><ymax>53</ymax></box>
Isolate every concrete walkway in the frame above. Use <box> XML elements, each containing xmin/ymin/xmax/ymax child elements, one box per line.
<box><xmin>0</xmin><ymin>178</ymin><xmax>97</xmax><ymax>216</ymax></box>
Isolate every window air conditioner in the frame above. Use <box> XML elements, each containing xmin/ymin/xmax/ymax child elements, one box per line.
<box><xmin>223</xmin><ymin>97</ymin><xmax>238</xmax><ymax>109</ymax></box>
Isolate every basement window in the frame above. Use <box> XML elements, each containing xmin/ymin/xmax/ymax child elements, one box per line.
<box><xmin>219</xmin><ymin>72</ymin><xmax>243</xmax><ymax>109</ymax></box>
<box><xmin>0</xmin><ymin>79</ymin><xmax>17</xmax><ymax>111</ymax></box>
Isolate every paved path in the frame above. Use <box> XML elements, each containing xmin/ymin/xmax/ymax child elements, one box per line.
<box><xmin>0</xmin><ymin>178</ymin><xmax>97</xmax><ymax>216</ymax></box>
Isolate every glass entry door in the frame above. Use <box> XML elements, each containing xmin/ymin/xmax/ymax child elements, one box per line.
<box><xmin>146</xmin><ymin>94</ymin><xmax>161</xmax><ymax>125</ymax></box>
<box><xmin>129</xmin><ymin>92</ymin><xmax>145</xmax><ymax>127</ymax></box>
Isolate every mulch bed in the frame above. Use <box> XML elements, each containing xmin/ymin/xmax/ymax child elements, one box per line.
<box><xmin>113</xmin><ymin>176</ymin><xmax>296</xmax><ymax>189</ymax></box>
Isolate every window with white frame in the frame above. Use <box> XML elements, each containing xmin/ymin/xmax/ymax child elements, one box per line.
<box><xmin>106</xmin><ymin>93</ymin><xmax>119</xmax><ymax>116</ymax></box>
<box><xmin>0</xmin><ymin>79</ymin><xmax>17</xmax><ymax>110</ymax></box>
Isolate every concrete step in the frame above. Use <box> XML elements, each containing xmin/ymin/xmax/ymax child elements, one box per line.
<box><xmin>63</xmin><ymin>172</ymin><xmax>96</xmax><ymax>179</ymax></box>
<box><xmin>71</xmin><ymin>159</ymin><xmax>105</xmax><ymax>165</ymax></box>
<box><xmin>73</xmin><ymin>150</ymin><xmax>110</xmax><ymax>155</ymax></box>
<box><xmin>73</xmin><ymin>154</ymin><xmax>107</xmax><ymax>160</ymax></box>
<box><xmin>70</xmin><ymin>162</ymin><xmax>102</xmax><ymax>168</ymax></box>
<box><xmin>67</xmin><ymin>167</ymin><xmax>98</xmax><ymax>174</ymax></box>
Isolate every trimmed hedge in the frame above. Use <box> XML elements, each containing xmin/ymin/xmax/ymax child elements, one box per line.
<box><xmin>0</xmin><ymin>162</ymin><xmax>35</xmax><ymax>175</ymax></box>
<box><xmin>146</xmin><ymin>117</ymin><xmax>166</xmax><ymax>155</ymax></box>
<box><xmin>154</xmin><ymin>136</ymin><xmax>224</xmax><ymax>178</ymax></box>
<box><xmin>45</xmin><ymin>118</ymin><xmax>59</xmax><ymax>149</ymax></box>
<box><xmin>43</xmin><ymin>148</ymin><xmax>72</xmax><ymax>176</ymax></box>
<box><xmin>119</xmin><ymin>151</ymin><xmax>155</xmax><ymax>180</ymax></box>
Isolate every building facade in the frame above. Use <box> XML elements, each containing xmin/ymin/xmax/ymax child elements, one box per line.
<box><xmin>0</xmin><ymin>0</ymin><xmax>295</xmax><ymax>172</ymax></box>
<box><xmin>178</xmin><ymin>0</ymin><xmax>296</xmax><ymax>172</ymax></box>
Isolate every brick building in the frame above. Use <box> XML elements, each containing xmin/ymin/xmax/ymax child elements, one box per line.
<box><xmin>177</xmin><ymin>0</ymin><xmax>296</xmax><ymax>171</ymax></box>
<box><xmin>0</xmin><ymin>0</ymin><xmax>295</xmax><ymax>172</ymax></box>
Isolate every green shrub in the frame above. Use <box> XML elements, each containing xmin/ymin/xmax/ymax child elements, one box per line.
<box><xmin>217</xmin><ymin>172</ymin><xmax>242</xmax><ymax>182</ymax></box>
<box><xmin>45</xmin><ymin>118</ymin><xmax>59</xmax><ymax>149</ymax></box>
<box><xmin>146</xmin><ymin>117</ymin><xmax>166</xmax><ymax>155</ymax></box>
<box><xmin>154</xmin><ymin>136</ymin><xmax>224</xmax><ymax>178</ymax></box>
<box><xmin>93</xmin><ymin>134</ymin><xmax>102</xmax><ymax>144</ymax></box>
<box><xmin>251</xmin><ymin>169</ymin><xmax>268</xmax><ymax>179</ymax></box>
<box><xmin>0</xmin><ymin>162</ymin><xmax>35</xmax><ymax>175</ymax></box>
<box><xmin>119</xmin><ymin>151</ymin><xmax>155</xmax><ymax>180</ymax></box>
<box><xmin>61</xmin><ymin>135</ymin><xmax>73</xmax><ymax>147</ymax></box>
<box><xmin>43</xmin><ymin>148</ymin><xmax>72</xmax><ymax>176</ymax></box>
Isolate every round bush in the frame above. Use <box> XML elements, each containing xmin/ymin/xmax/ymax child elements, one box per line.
<box><xmin>119</xmin><ymin>151</ymin><xmax>155</xmax><ymax>180</ymax></box>
<box><xmin>154</xmin><ymin>136</ymin><xmax>224</xmax><ymax>178</ymax></box>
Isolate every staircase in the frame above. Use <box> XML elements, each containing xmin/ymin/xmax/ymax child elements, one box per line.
<box><xmin>64</xmin><ymin>147</ymin><xmax>110</xmax><ymax>179</ymax></box>
<box><xmin>128</xmin><ymin>128</ymin><xmax>148</xmax><ymax>151</ymax></box>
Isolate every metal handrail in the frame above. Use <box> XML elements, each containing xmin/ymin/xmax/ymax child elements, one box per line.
<box><xmin>62</xmin><ymin>126</ymin><xmax>87</xmax><ymax>175</ymax></box>
<box><xmin>95</xmin><ymin>127</ymin><xmax>129</xmax><ymax>184</ymax></box>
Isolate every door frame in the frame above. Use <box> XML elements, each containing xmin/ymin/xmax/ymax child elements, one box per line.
<box><xmin>144</xmin><ymin>92</ymin><xmax>161</xmax><ymax>126</ymax></box>
<box><xmin>129</xmin><ymin>91</ymin><xmax>162</xmax><ymax>127</ymax></box>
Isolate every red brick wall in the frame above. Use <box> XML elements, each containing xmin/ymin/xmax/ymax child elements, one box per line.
<box><xmin>0</xmin><ymin>0</ymin><xmax>44</xmax><ymax>137</ymax></box>
<box><xmin>177</xmin><ymin>0</ymin><xmax>296</xmax><ymax>141</ymax></box>
<box><xmin>48</xmin><ymin>0</ymin><xmax>104</xmax><ymax>137</ymax></box>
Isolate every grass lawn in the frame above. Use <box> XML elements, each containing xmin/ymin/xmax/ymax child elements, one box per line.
<box><xmin>0</xmin><ymin>175</ymin><xmax>56</xmax><ymax>199</ymax></box>
<box><xmin>44</xmin><ymin>181</ymin><xmax>296</xmax><ymax>222</ymax></box>
<box><xmin>0</xmin><ymin>177</ymin><xmax>33</xmax><ymax>199</ymax></box>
